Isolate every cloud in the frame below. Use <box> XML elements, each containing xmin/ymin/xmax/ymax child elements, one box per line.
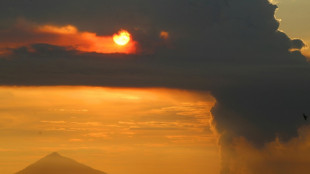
<box><xmin>221</xmin><ymin>125</ymin><xmax>310</xmax><ymax>174</ymax></box>
<box><xmin>0</xmin><ymin>0</ymin><xmax>310</xmax><ymax>173</ymax></box>
<box><xmin>291</xmin><ymin>39</ymin><xmax>306</xmax><ymax>49</ymax></box>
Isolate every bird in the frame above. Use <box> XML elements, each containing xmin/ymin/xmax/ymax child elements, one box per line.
<box><xmin>303</xmin><ymin>113</ymin><xmax>308</xmax><ymax>121</ymax></box>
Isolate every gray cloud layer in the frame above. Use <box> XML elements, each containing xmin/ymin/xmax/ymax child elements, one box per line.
<box><xmin>0</xmin><ymin>0</ymin><xmax>310</xmax><ymax>173</ymax></box>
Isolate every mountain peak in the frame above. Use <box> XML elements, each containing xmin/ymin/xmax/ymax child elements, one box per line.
<box><xmin>46</xmin><ymin>152</ymin><xmax>61</xmax><ymax>158</ymax></box>
<box><xmin>15</xmin><ymin>152</ymin><xmax>106</xmax><ymax>174</ymax></box>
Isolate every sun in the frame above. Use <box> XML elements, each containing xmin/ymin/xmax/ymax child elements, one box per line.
<box><xmin>113</xmin><ymin>30</ymin><xmax>131</xmax><ymax>46</ymax></box>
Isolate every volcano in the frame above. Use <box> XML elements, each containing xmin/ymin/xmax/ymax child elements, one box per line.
<box><xmin>15</xmin><ymin>152</ymin><xmax>106</xmax><ymax>174</ymax></box>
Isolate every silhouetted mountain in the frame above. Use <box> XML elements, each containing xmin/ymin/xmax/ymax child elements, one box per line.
<box><xmin>15</xmin><ymin>152</ymin><xmax>106</xmax><ymax>174</ymax></box>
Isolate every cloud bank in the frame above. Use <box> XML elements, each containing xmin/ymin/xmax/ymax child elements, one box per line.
<box><xmin>0</xmin><ymin>0</ymin><xmax>310</xmax><ymax>173</ymax></box>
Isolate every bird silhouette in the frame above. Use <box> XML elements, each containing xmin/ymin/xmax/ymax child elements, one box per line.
<box><xmin>303</xmin><ymin>113</ymin><xmax>308</xmax><ymax>121</ymax></box>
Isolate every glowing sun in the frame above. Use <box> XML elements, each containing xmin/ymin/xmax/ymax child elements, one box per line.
<box><xmin>113</xmin><ymin>30</ymin><xmax>131</xmax><ymax>46</ymax></box>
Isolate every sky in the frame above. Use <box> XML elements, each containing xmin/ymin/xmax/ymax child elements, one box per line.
<box><xmin>275</xmin><ymin>0</ymin><xmax>310</xmax><ymax>57</ymax></box>
<box><xmin>0</xmin><ymin>87</ymin><xmax>219</xmax><ymax>174</ymax></box>
<box><xmin>0</xmin><ymin>0</ymin><xmax>310</xmax><ymax>174</ymax></box>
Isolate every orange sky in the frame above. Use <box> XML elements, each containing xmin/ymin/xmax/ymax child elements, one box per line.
<box><xmin>0</xmin><ymin>86</ymin><xmax>220</xmax><ymax>174</ymax></box>
<box><xmin>0</xmin><ymin>21</ymin><xmax>137</xmax><ymax>54</ymax></box>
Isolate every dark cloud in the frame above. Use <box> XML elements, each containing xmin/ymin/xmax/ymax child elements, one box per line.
<box><xmin>291</xmin><ymin>39</ymin><xmax>306</xmax><ymax>49</ymax></box>
<box><xmin>0</xmin><ymin>0</ymin><xmax>310</xmax><ymax>173</ymax></box>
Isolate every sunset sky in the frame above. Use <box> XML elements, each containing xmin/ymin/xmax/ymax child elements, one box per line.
<box><xmin>0</xmin><ymin>1</ymin><xmax>310</xmax><ymax>174</ymax></box>
<box><xmin>0</xmin><ymin>87</ymin><xmax>219</xmax><ymax>174</ymax></box>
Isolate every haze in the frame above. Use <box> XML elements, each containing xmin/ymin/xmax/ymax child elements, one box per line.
<box><xmin>0</xmin><ymin>87</ymin><xmax>219</xmax><ymax>174</ymax></box>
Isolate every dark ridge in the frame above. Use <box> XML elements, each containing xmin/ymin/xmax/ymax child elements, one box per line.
<box><xmin>15</xmin><ymin>152</ymin><xmax>106</xmax><ymax>174</ymax></box>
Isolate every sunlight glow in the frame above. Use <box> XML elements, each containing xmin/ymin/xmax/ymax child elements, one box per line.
<box><xmin>113</xmin><ymin>30</ymin><xmax>131</xmax><ymax>46</ymax></box>
<box><xmin>38</xmin><ymin>25</ymin><xmax>78</xmax><ymax>34</ymax></box>
<box><xmin>160</xmin><ymin>31</ymin><xmax>169</xmax><ymax>40</ymax></box>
